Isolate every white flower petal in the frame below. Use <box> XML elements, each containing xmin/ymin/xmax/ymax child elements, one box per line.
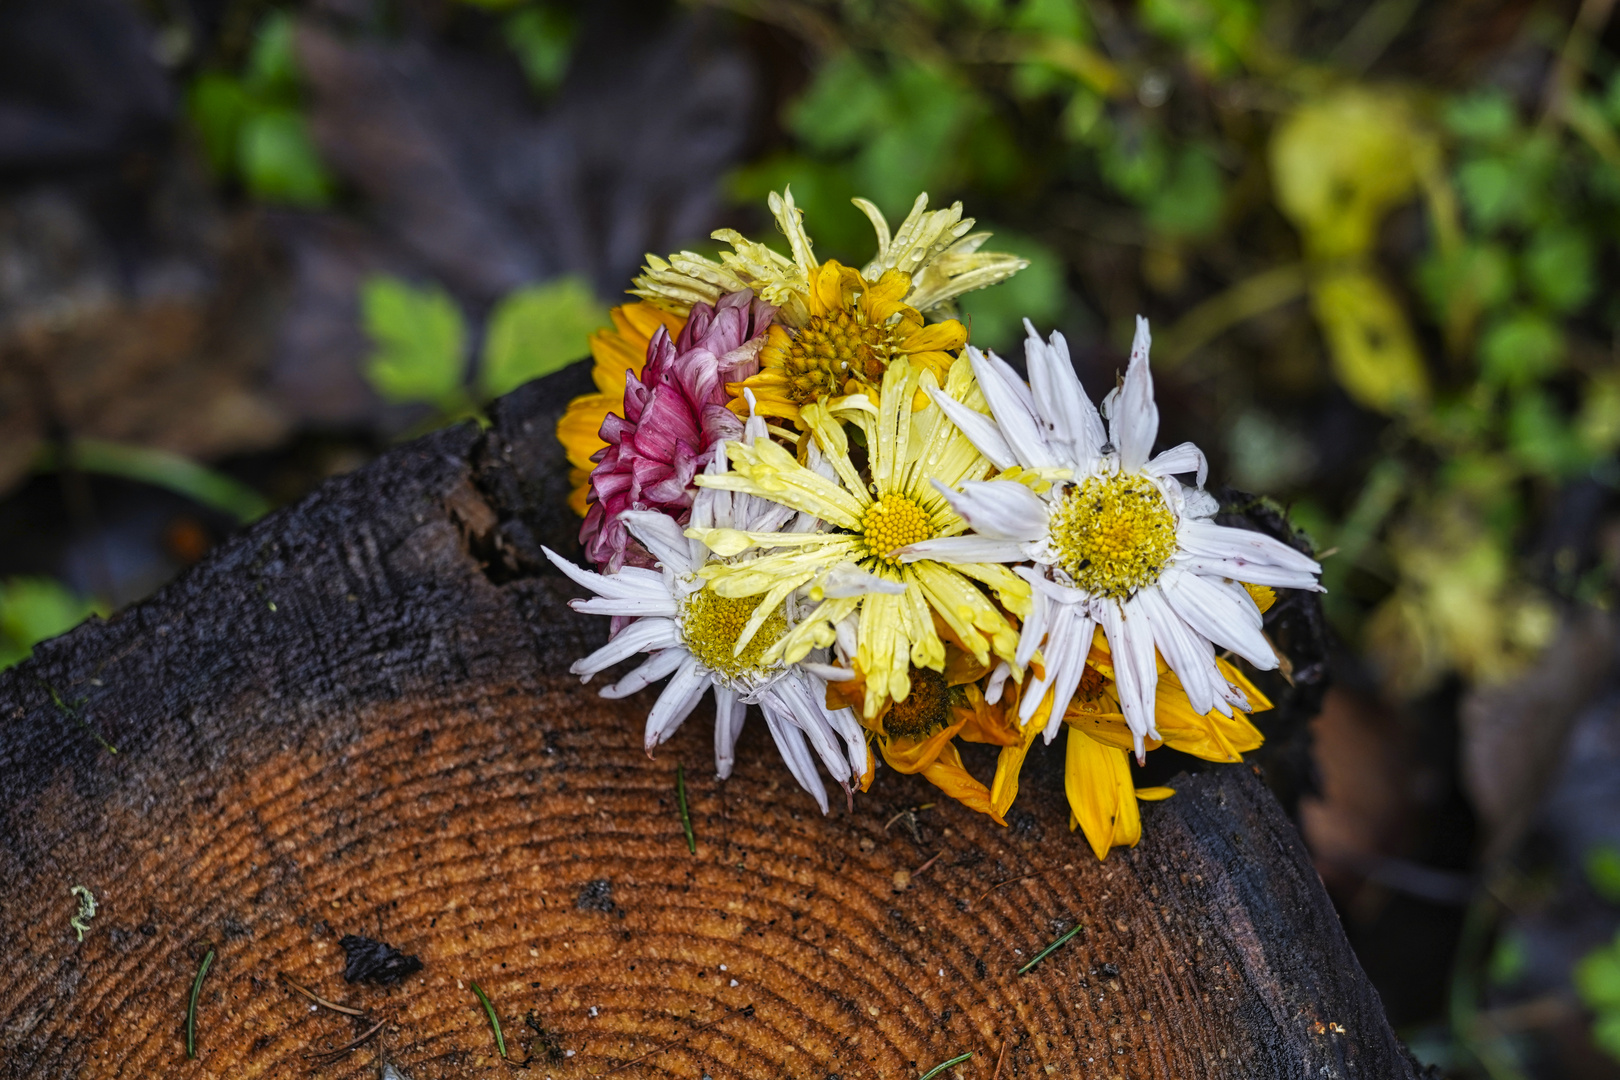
<box><xmin>1135</xmin><ymin>585</ymin><xmax>1216</xmax><ymax>716</ymax></box>
<box><xmin>1040</xmin><ymin>606</ymin><xmax>1095</xmax><ymax>742</ymax></box>
<box><xmin>968</xmin><ymin>345</ymin><xmax>1056</xmax><ymax>468</ymax></box>
<box><xmin>1146</xmin><ymin>441</ymin><xmax>1208</xmax><ymax>488</ymax></box>
<box><xmin>816</xmin><ymin>562</ymin><xmax>908</xmax><ymax>598</ymax></box>
<box><xmin>1097</xmin><ymin>598</ymin><xmax>1158</xmax><ymax>753</ymax></box>
<box><xmin>1025</xmin><ymin>322</ymin><xmax>1105</xmax><ymax>464</ymax></box>
<box><xmin>1014</xmin><ymin>579</ymin><xmax>1049</xmax><ymax>672</ymax></box>
<box><xmin>543</xmin><ymin>547</ymin><xmax>669</xmax><ymax>599</ymax></box>
<box><xmin>1112</xmin><ymin>315</ymin><xmax>1159</xmax><ymax>472</ymax></box>
<box><xmin>926</xmin><ymin>386</ymin><xmax>1017</xmax><ymax>470</ymax></box>
<box><xmin>713</xmin><ymin>685</ymin><xmax>747</xmax><ymax>779</ymax></box>
<box><xmin>760</xmin><ymin>706</ymin><xmax>830</xmax><ymax>814</ymax></box>
<box><xmin>643</xmin><ymin>656</ymin><xmax>711</xmax><ymax>748</ymax></box>
<box><xmin>620</xmin><ymin>510</ymin><xmax>699</xmax><ymax>576</ymax></box>
<box><xmin>1173</xmin><ymin>556</ymin><xmax>1323</xmax><ymax>591</ymax></box>
<box><xmin>1159</xmin><ymin>567</ymin><xmax>1278</xmax><ymax>670</ymax></box>
<box><xmin>932</xmin><ymin>478</ymin><xmax>1049</xmax><ymax>541</ymax></box>
<box><xmin>765</xmin><ymin>675</ymin><xmax>852</xmax><ymax>785</ymax></box>
<box><xmin>600</xmin><ymin>646</ymin><xmax>686</xmax><ymax>699</ymax></box>
<box><xmin>1179</xmin><ymin>519</ymin><xmax>1322</xmax><ymax>574</ymax></box>
<box><xmin>896</xmin><ymin>536</ymin><xmax>1031</xmax><ymax>565</ymax></box>
<box><xmin>985</xmin><ymin>661</ymin><xmax>1012</xmax><ymax>704</ymax></box>
<box><xmin>800</xmin><ymin>661</ymin><xmax>856</xmax><ymax>682</ymax></box>
<box><xmin>572</xmin><ymin>595</ymin><xmax>681</xmax><ymax>618</ymax></box>
<box><xmin>572</xmin><ymin>618</ymin><xmax>680</xmax><ymax>679</ymax></box>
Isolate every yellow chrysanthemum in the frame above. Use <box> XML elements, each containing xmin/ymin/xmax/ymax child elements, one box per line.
<box><xmin>555</xmin><ymin>301</ymin><xmax>688</xmax><ymax>515</ymax></box>
<box><xmin>730</xmin><ymin>259</ymin><xmax>968</xmax><ymax>422</ymax></box>
<box><xmin>687</xmin><ymin>355</ymin><xmax>1030</xmax><ymax>719</ymax></box>
<box><xmin>631</xmin><ymin>187</ymin><xmax>1027</xmax><ymax>330</ymax></box>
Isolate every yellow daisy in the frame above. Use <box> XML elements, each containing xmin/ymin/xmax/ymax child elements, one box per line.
<box><xmin>734</xmin><ymin>259</ymin><xmax>968</xmax><ymax>422</ymax></box>
<box><xmin>631</xmin><ymin>187</ymin><xmax>1028</xmax><ymax>324</ymax></box>
<box><xmin>555</xmin><ymin>301</ymin><xmax>687</xmax><ymax>515</ymax></box>
<box><xmin>686</xmin><ymin>355</ymin><xmax>1030</xmax><ymax>720</ymax></box>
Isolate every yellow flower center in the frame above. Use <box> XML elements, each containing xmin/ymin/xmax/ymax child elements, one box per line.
<box><xmin>679</xmin><ymin>586</ymin><xmax>788</xmax><ymax>684</ymax></box>
<box><xmin>883</xmin><ymin>667</ymin><xmax>949</xmax><ymax>740</ymax></box>
<box><xmin>861</xmin><ymin>495</ymin><xmax>934</xmax><ymax>565</ymax></box>
<box><xmin>1047</xmin><ymin>474</ymin><xmax>1178</xmax><ymax>599</ymax></box>
<box><xmin>782</xmin><ymin>308</ymin><xmax>895</xmax><ymax>405</ymax></box>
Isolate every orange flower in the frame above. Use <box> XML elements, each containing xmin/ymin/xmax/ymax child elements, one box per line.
<box><xmin>555</xmin><ymin>302</ymin><xmax>687</xmax><ymax>515</ymax></box>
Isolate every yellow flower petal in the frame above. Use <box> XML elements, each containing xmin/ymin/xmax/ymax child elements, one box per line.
<box><xmin>1065</xmin><ymin>726</ymin><xmax>1142</xmax><ymax>861</ymax></box>
<box><xmin>1135</xmin><ymin>786</ymin><xmax>1176</xmax><ymax>801</ymax></box>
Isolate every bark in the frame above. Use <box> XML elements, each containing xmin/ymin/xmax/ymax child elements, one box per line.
<box><xmin>0</xmin><ymin>363</ymin><xmax>1422</xmax><ymax>1079</ymax></box>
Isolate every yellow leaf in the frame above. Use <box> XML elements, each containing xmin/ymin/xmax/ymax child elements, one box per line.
<box><xmin>1270</xmin><ymin>89</ymin><xmax>1433</xmax><ymax>259</ymax></box>
<box><xmin>1310</xmin><ymin>266</ymin><xmax>1430</xmax><ymax>415</ymax></box>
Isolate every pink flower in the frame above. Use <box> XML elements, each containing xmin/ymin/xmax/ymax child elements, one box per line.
<box><xmin>581</xmin><ymin>290</ymin><xmax>775</xmax><ymax>573</ymax></box>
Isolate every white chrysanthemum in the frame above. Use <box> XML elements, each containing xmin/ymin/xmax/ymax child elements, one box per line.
<box><xmin>543</xmin><ymin>413</ymin><xmax>866</xmax><ymax>812</ymax></box>
<box><xmin>897</xmin><ymin>317</ymin><xmax>1324</xmax><ymax>755</ymax></box>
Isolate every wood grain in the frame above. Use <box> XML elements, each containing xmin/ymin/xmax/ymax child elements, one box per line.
<box><xmin>0</xmin><ymin>367</ymin><xmax>1420</xmax><ymax>1079</ymax></box>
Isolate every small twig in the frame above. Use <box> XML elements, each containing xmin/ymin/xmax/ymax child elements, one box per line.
<box><xmin>596</xmin><ymin>1004</ymin><xmax>754</xmax><ymax>1077</ymax></box>
<box><xmin>1018</xmin><ymin>923</ymin><xmax>1083</xmax><ymax>976</ymax></box>
<box><xmin>912</xmin><ymin>851</ymin><xmax>945</xmax><ymax>878</ymax></box>
<box><xmin>186</xmin><ymin>949</ymin><xmax>215</xmax><ymax>1059</ymax></box>
<box><xmin>308</xmin><ymin>1017</ymin><xmax>387</xmax><ymax>1062</ymax></box>
<box><xmin>472</xmin><ymin>982</ymin><xmax>507</xmax><ymax>1059</ymax></box>
<box><xmin>973</xmin><ymin>869</ymin><xmax>1058</xmax><ymax>907</ymax></box>
<box><xmin>279</xmin><ymin>972</ymin><xmax>366</xmax><ymax>1016</ymax></box>
<box><xmin>677</xmin><ymin>764</ymin><xmax>696</xmax><ymax>854</ymax></box>
<box><xmin>918</xmin><ymin>1051</ymin><xmax>973</xmax><ymax>1079</ymax></box>
<box><xmin>992</xmin><ymin>1038</ymin><xmax>1009</xmax><ymax>1080</ymax></box>
<box><xmin>883</xmin><ymin>803</ymin><xmax>935</xmax><ymax>830</ymax></box>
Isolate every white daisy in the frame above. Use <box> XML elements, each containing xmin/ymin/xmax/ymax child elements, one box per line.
<box><xmin>543</xmin><ymin>411</ymin><xmax>867</xmax><ymax>813</ymax></box>
<box><xmin>896</xmin><ymin>317</ymin><xmax>1323</xmax><ymax>755</ymax></box>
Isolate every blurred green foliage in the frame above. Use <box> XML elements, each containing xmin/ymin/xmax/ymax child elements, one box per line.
<box><xmin>725</xmin><ymin>0</ymin><xmax>1620</xmax><ymax>707</ymax></box>
<box><xmin>0</xmin><ymin>578</ymin><xmax>103</xmax><ymax>671</ymax></box>
<box><xmin>189</xmin><ymin>12</ymin><xmax>331</xmax><ymax>206</ymax></box>
<box><xmin>1577</xmin><ymin>932</ymin><xmax>1620</xmax><ymax>1062</ymax></box>
<box><xmin>360</xmin><ymin>274</ymin><xmax>609</xmax><ymax>419</ymax></box>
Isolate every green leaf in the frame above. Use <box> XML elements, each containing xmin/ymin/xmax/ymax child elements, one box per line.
<box><xmin>1415</xmin><ymin>243</ymin><xmax>1513</xmax><ymax>324</ymax></box>
<box><xmin>1595</xmin><ymin>1010</ymin><xmax>1620</xmax><ymax>1064</ymax></box>
<box><xmin>361</xmin><ymin>276</ymin><xmax>468</xmax><ymax>408</ymax></box>
<box><xmin>239</xmin><ymin>108</ymin><xmax>331</xmax><ymax>206</ymax></box>
<box><xmin>36</xmin><ymin>439</ymin><xmax>271</xmax><ymax>523</ymax></box>
<box><xmin>725</xmin><ymin>154</ymin><xmax>869</xmax><ymax>263</ymax></box>
<box><xmin>1487</xmin><ymin>930</ymin><xmax>1527</xmax><ymax>986</ymax></box>
<box><xmin>188</xmin><ymin>74</ymin><xmax>251</xmax><ymax>176</ymax></box>
<box><xmin>1479</xmin><ymin>311</ymin><xmax>1563</xmax><ymax>388</ymax></box>
<box><xmin>245</xmin><ymin>12</ymin><xmax>300</xmax><ymax>97</ymax></box>
<box><xmin>1523</xmin><ymin>227</ymin><xmax>1595</xmax><ymax>313</ymax></box>
<box><xmin>853</xmin><ymin>63</ymin><xmax>977</xmax><ymax>213</ymax></box>
<box><xmin>1456</xmin><ymin>157</ymin><xmax>1523</xmax><ymax>231</ymax></box>
<box><xmin>504</xmin><ymin>5</ymin><xmax>576</xmax><ymax>94</ymax></box>
<box><xmin>0</xmin><ymin>578</ymin><xmax>101</xmax><ymax>671</ymax></box>
<box><xmin>1576</xmin><ymin>939</ymin><xmax>1620</xmax><ymax>1009</ymax></box>
<box><xmin>1009</xmin><ymin>0</ymin><xmax>1090</xmax><ymax>38</ymax></box>
<box><xmin>1442</xmin><ymin>91</ymin><xmax>1517</xmax><ymax>143</ymax></box>
<box><xmin>480</xmin><ymin>276</ymin><xmax>609</xmax><ymax>398</ymax></box>
<box><xmin>956</xmin><ymin>230</ymin><xmax>1067</xmax><ymax>355</ymax></box>
<box><xmin>787</xmin><ymin>52</ymin><xmax>889</xmax><ymax>156</ymax></box>
<box><xmin>1507</xmin><ymin>390</ymin><xmax>1589</xmax><ymax>478</ymax></box>
<box><xmin>1145</xmin><ymin>144</ymin><xmax>1224</xmax><ymax>238</ymax></box>
<box><xmin>1588</xmin><ymin>844</ymin><xmax>1620</xmax><ymax>902</ymax></box>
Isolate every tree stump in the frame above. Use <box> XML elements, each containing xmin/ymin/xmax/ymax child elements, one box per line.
<box><xmin>0</xmin><ymin>365</ymin><xmax>1422</xmax><ymax>1079</ymax></box>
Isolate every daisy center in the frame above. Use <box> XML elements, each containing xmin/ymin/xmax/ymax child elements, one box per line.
<box><xmin>783</xmin><ymin>308</ymin><xmax>894</xmax><ymax>405</ymax></box>
<box><xmin>861</xmin><ymin>495</ymin><xmax>934</xmax><ymax>565</ymax></box>
<box><xmin>883</xmin><ymin>667</ymin><xmax>949</xmax><ymax>740</ymax></box>
<box><xmin>1047</xmin><ymin>474</ymin><xmax>1177</xmax><ymax>599</ymax></box>
<box><xmin>679</xmin><ymin>587</ymin><xmax>788</xmax><ymax>684</ymax></box>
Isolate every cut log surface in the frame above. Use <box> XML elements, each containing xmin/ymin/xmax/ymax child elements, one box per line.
<box><xmin>0</xmin><ymin>366</ymin><xmax>1420</xmax><ymax>1079</ymax></box>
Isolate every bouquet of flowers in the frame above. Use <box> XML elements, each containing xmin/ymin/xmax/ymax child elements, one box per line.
<box><xmin>550</xmin><ymin>189</ymin><xmax>1322</xmax><ymax>859</ymax></box>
